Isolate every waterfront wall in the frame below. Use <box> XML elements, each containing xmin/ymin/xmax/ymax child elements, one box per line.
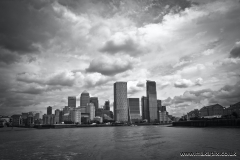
<box><xmin>172</xmin><ymin>119</ymin><xmax>240</xmax><ymax>127</ymax></box>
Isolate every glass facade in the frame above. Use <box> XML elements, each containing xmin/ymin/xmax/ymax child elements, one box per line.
<box><xmin>114</xmin><ymin>82</ymin><xmax>128</xmax><ymax>122</ymax></box>
<box><xmin>141</xmin><ymin>96</ymin><xmax>149</xmax><ymax>120</ymax></box>
<box><xmin>90</xmin><ymin>97</ymin><xmax>99</xmax><ymax>110</ymax></box>
<box><xmin>68</xmin><ymin>96</ymin><xmax>76</xmax><ymax>108</ymax></box>
<box><xmin>147</xmin><ymin>81</ymin><xmax>158</xmax><ymax>122</ymax></box>
<box><xmin>104</xmin><ymin>100</ymin><xmax>110</xmax><ymax>110</ymax></box>
<box><xmin>80</xmin><ymin>91</ymin><xmax>90</xmax><ymax>107</ymax></box>
<box><xmin>47</xmin><ymin>106</ymin><xmax>52</xmax><ymax>115</ymax></box>
<box><xmin>128</xmin><ymin>98</ymin><xmax>141</xmax><ymax>122</ymax></box>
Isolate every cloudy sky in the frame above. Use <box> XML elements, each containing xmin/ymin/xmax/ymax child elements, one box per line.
<box><xmin>0</xmin><ymin>0</ymin><xmax>240</xmax><ymax>117</ymax></box>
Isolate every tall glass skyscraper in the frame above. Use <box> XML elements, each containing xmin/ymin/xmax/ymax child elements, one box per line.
<box><xmin>114</xmin><ymin>82</ymin><xmax>128</xmax><ymax>122</ymax></box>
<box><xmin>47</xmin><ymin>106</ymin><xmax>52</xmax><ymax>115</ymax></box>
<box><xmin>80</xmin><ymin>91</ymin><xmax>90</xmax><ymax>107</ymax></box>
<box><xmin>141</xmin><ymin>96</ymin><xmax>149</xmax><ymax>121</ymax></box>
<box><xmin>104</xmin><ymin>100</ymin><xmax>110</xmax><ymax>110</ymax></box>
<box><xmin>68</xmin><ymin>96</ymin><xmax>76</xmax><ymax>108</ymax></box>
<box><xmin>146</xmin><ymin>80</ymin><xmax>158</xmax><ymax>122</ymax></box>
<box><xmin>128</xmin><ymin>98</ymin><xmax>141</xmax><ymax>122</ymax></box>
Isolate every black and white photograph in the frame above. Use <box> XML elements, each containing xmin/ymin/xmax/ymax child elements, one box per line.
<box><xmin>0</xmin><ymin>0</ymin><xmax>240</xmax><ymax>159</ymax></box>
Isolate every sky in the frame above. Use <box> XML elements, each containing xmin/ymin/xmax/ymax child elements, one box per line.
<box><xmin>0</xmin><ymin>0</ymin><xmax>240</xmax><ymax>117</ymax></box>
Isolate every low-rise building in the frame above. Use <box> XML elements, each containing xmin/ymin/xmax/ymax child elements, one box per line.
<box><xmin>200</xmin><ymin>104</ymin><xmax>224</xmax><ymax>118</ymax></box>
<box><xmin>11</xmin><ymin>115</ymin><xmax>23</xmax><ymax>126</ymax></box>
<box><xmin>159</xmin><ymin>111</ymin><xmax>172</xmax><ymax>123</ymax></box>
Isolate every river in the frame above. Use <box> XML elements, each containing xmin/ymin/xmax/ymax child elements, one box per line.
<box><xmin>0</xmin><ymin>126</ymin><xmax>239</xmax><ymax>160</ymax></box>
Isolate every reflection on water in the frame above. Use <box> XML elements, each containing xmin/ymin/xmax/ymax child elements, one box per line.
<box><xmin>0</xmin><ymin>126</ymin><xmax>240</xmax><ymax>160</ymax></box>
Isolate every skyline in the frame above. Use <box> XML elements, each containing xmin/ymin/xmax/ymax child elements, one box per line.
<box><xmin>0</xmin><ymin>0</ymin><xmax>240</xmax><ymax>117</ymax></box>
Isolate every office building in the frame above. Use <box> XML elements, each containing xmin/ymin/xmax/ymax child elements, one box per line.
<box><xmin>159</xmin><ymin>111</ymin><xmax>171</xmax><ymax>124</ymax></box>
<box><xmin>55</xmin><ymin>109</ymin><xmax>60</xmax><ymax>116</ymax></box>
<box><xmin>104</xmin><ymin>100</ymin><xmax>110</xmax><ymax>110</ymax></box>
<box><xmin>68</xmin><ymin>96</ymin><xmax>76</xmax><ymax>108</ymax></box>
<box><xmin>146</xmin><ymin>80</ymin><xmax>158</xmax><ymax>122</ymax></box>
<box><xmin>86</xmin><ymin>103</ymin><xmax>95</xmax><ymax>120</ymax></box>
<box><xmin>90</xmin><ymin>97</ymin><xmax>99</xmax><ymax>110</ymax></box>
<box><xmin>59</xmin><ymin>110</ymin><xmax>63</xmax><ymax>123</ymax></box>
<box><xmin>34</xmin><ymin>113</ymin><xmax>40</xmax><ymax>120</ymax></box>
<box><xmin>128</xmin><ymin>98</ymin><xmax>141</xmax><ymax>123</ymax></box>
<box><xmin>54</xmin><ymin>109</ymin><xmax>60</xmax><ymax>124</ymax></box>
<box><xmin>73</xmin><ymin>107</ymin><xmax>81</xmax><ymax>124</ymax></box>
<box><xmin>141</xmin><ymin>96</ymin><xmax>149</xmax><ymax>121</ymax></box>
<box><xmin>63</xmin><ymin>106</ymin><xmax>70</xmax><ymax>114</ymax></box>
<box><xmin>114</xmin><ymin>82</ymin><xmax>128</xmax><ymax>122</ymax></box>
<box><xmin>47</xmin><ymin>106</ymin><xmax>52</xmax><ymax>115</ymax></box>
<box><xmin>80</xmin><ymin>91</ymin><xmax>90</xmax><ymax>107</ymax></box>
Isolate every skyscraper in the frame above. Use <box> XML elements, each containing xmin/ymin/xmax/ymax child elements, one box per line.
<box><xmin>68</xmin><ymin>96</ymin><xmax>76</xmax><ymax>108</ymax></box>
<box><xmin>90</xmin><ymin>97</ymin><xmax>99</xmax><ymax>110</ymax></box>
<box><xmin>80</xmin><ymin>91</ymin><xmax>90</xmax><ymax>107</ymax></box>
<box><xmin>146</xmin><ymin>80</ymin><xmax>158</xmax><ymax>122</ymax></box>
<box><xmin>104</xmin><ymin>100</ymin><xmax>110</xmax><ymax>110</ymax></box>
<box><xmin>47</xmin><ymin>106</ymin><xmax>52</xmax><ymax>115</ymax></box>
<box><xmin>55</xmin><ymin>109</ymin><xmax>60</xmax><ymax>116</ymax></box>
<box><xmin>114</xmin><ymin>82</ymin><xmax>128</xmax><ymax>122</ymax></box>
<box><xmin>34</xmin><ymin>113</ymin><xmax>40</xmax><ymax>120</ymax></box>
<box><xmin>141</xmin><ymin>96</ymin><xmax>149</xmax><ymax>121</ymax></box>
<box><xmin>128</xmin><ymin>98</ymin><xmax>141</xmax><ymax>123</ymax></box>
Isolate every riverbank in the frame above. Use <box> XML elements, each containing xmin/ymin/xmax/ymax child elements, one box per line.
<box><xmin>34</xmin><ymin>123</ymin><xmax>166</xmax><ymax>129</ymax></box>
<box><xmin>172</xmin><ymin>118</ymin><xmax>240</xmax><ymax>127</ymax></box>
<box><xmin>11</xmin><ymin>122</ymin><xmax>171</xmax><ymax>129</ymax></box>
<box><xmin>0</xmin><ymin>127</ymin><xmax>35</xmax><ymax>132</ymax></box>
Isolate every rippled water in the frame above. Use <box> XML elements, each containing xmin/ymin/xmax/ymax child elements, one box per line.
<box><xmin>0</xmin><ymin>126</ymin><xmax>240</xmax><ymax>160</ymax></box>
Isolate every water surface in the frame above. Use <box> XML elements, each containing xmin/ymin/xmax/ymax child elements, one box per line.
<box><xmin>0</xmin><ymin>126</ymin><xmax>239</xmax><ymax>160</ymax></box>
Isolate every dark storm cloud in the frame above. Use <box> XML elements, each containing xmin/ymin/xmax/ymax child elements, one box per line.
<box><xmin>0</xmin><ymin>93</ymin><xmax>40</xmax><ymax>108</ymax></box>
<box><xmin>16</xmin><ymin>85</ymin><xmax>62</xmax><ymax>95</ymax></box>
<box><xmin>0</xmin><ymin>0</ymin><xmax>59</xmax><ymax>54</ymax></box>
<box><xmin>58</xmin><ymin>0</ymin><xmax>192</xmax><ymax>26</ymax></box>
<box><xmin>17</xmin><ymin>86</ymin><xmax>46</xmax><ymax>95</ymax></box>
<box><xmin>0</xmin><ymin>49</ymin><xmax>20</xmax><ymax>64</ymax></box>
<box><xmin>17</xmin><ymin>72</ymin><xmax>75</xmax><ymax>87</ymax></box>
<box><xmin>99</xmin><ymin>38</ymin><xmax>144</xmax><ymax>56</ymax></box>
<box><xmin>85</xmin><ymin>57</ymin><xmax>134</xmax><ymax>76</ymax></box>
<box><xmin>46</xmin><ymin>72</ymin><xmax>75</xmax><ymax>87</ymax></box>
<box><xmin>229</xmin><ymin>42</ymin><xmax>240</xmax><ymax>58</ymax></box>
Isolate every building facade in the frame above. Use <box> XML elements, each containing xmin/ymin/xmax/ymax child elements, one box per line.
<box><xmin>104</xmin><ymin>100</ymin><xmax>110</xmax><ymax>110</ymax></box>
<box><xmin>47</xmin><ymin>106</ymin><xmax>52</xmax><ymax>115</ymax></box>
<box><xmin>73</xmin><ymin>107</ymin><xmax>81</xmax><ymax>124</ymax></box>
<box><xmin>114</xmin><ymin>82</ymin><xmax>128</xmax><ymax>122</ymax></box>
<box><xmin>159</xmin><ymin>111</ymin><xmax>171</xmax><ymax>124</ymax></box>
<box><xmin>90</xmin><ymin>97</ymin><xmax>99</xmax><ymax>110</ymax></box>
<box><xmin>34</xmin><ymin>113</ymin><xmax>40</xmax><ymax>120</ymax></box>
<box><xmin>11</xmin><ymin>115</ymin><xmax>23</xmax><ymax>126</ymax></box>
<box><xmin>199</xmin><ymin>104</ymin><xmax>224</xmax><ymax>117</ymax></box>
<box><xmin>80</xmin><ymin>91</ymin><xmax>90</xmax><ymax>107</ymax></box>
<box><xmin>146</xmin><ymin>80</ymin><xmax>158</xmax><ymax>122</ymax></box>
<box><xmin>68</xmin><ymin>96</ymin><xmax>76</xmax><ymax>108</ymax></box>
<box><xmin>86</xmin><ymin>103</ymin><xmax>95</xmax><ymax>120</ymax></box>
<box><xmin>224</xmin><ymin>101</ymin><xmax>240</xmax><ymax>117</ymax></box>
<box><xmin>128</xmin><ymin>98</ymin><xmax>141</xmax><ymax>123</ymax></box>
<box><xmin>141</xmin><ymin>96</ymin><xmax>149</xmax><ymax>121</ymax></box>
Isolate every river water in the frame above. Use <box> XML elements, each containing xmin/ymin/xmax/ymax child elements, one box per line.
<box><xmin>0</xmin><ymin>126</ymin><xmax>239</xmax><ymax>160</ymax></box>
